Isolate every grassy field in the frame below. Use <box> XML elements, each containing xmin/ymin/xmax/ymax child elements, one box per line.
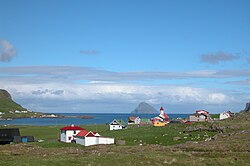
<box><xmin>0</xmin><ymin>111</ymin><xmax>250</xmax><ymax>165</ymax></box>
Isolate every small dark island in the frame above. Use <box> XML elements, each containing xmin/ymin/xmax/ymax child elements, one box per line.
<box><xmin>131</xmin><ymin>102</ymin><xmax>158</xmax><ymax>114</ymax></box>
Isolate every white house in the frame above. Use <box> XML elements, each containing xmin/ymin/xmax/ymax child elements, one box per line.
<box><xmin>75</xmin><ymin>130</ymin><xmax>114</xmax><ymax>146</ymax></box>
<box><xmin>109</xmin><ymin>119</ymin><xmax>127</xmax><ymax>130</ymax></box>
<box><xmin>220</xmin><ymin>111</ymin><xmax>233</xmax><ymax>120</ymax></box>
<box><xmin>60</xmin><ymin>124</ymin><xmax>84</xmax><ymax>143</ymax></box>
<box><xmin>128</xmin><ymin>116</ymin><xmax>141</xmax><ymax>124</ymax></box>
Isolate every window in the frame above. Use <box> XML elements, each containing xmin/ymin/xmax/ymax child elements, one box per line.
<box><xmin>73</xmin><ymin>130</ymin><xmax>76</xmax><ymax>134</ymax></box>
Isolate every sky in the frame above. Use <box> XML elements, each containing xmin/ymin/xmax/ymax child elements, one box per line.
<box><xmin>0</xmin><ymin>0</ymin><xmax>250</xmax><ymax>113</ymax></box>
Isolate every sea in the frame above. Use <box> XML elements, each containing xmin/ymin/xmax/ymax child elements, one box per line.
<box><xmin>0</xmin><ymin>113</ymin><xmax>189</xmax><ymax>126</ymax></box>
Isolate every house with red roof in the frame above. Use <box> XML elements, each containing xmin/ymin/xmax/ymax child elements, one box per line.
<box><xmin>59</xmin><ymin>124</ymin><xmax>114</xmax><ymax>146</ymax></box>
<box><xmin>59</xmin><ymin>124</ymin><xmax>84</xmax><ymax>143</ymax></box>
<box><xmin>75</xmin><ymin>129</ymin><xmax>114</xmax><ymax>146</ymax></box>
<box><xmin>188</xmin><ymin>110</ymin><xmax>212</xmax><ymax>122</ymax></box>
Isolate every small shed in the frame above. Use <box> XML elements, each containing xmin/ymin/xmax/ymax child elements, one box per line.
<box><xmin>0</xmin><ymin>128</ymin><xmax>20</xmax><ymax>144</ymax></box>
<box><xmin>60</xmin><ymin>124</ymin><xmax>84</xmax><ymax>143</ymax></box>
<box><xmin>140</xmin><ymin>118</ymin><xmax>151</xmax><ymax>124</ymax></box>
<box><xmin>13</xmin><ymin>136</ymin><xmax>35</xmax><ymax>143</ymax></box>
<box><xmin>109</xmin><ymin>119</ymin><xmax>127</xmax><ymax>130</ymax></box>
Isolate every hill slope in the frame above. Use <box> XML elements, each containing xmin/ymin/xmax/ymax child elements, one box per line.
<box><xmin>0</xmin><ymin>89</ymin><xmax>43</xmax><ymax>119</ymax></box>
<box><xmin>0</xmin><ymin>89</ymin><xmax>28</xmax><ymax>113</ymax></box>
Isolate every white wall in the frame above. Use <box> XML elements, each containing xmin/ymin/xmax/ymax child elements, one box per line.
<box><xmin>60</xmin><ymin>132</ymin><xmax>66</xmax><ymax>142</ymax></box>
<box><xmin>99</xmin><ymin>137</ymin><xmax>114</xmax><ymax>145</ymax></box>
<box><xmin>220</xmin><ymin>113</ymin><xmax>230</xmax><ymax>120</ymax></box>
<box><xmin>75</xmin><ymin>137</ymin><xmax>115</xmax><ymax>146</ymax></box>
<box><xmin>60</xmin><ymin>130</ymin><xmax>82</xmax><ymax>143</ymax></box>
<box><xmin>110</xmin><ymin>125</ymin><xmax>122</xmax><ymax>130</ymax></box>
<box><xmin>85</xmin><ymin>137</ymin><xmax>97</xmax><ymax>146</ymax></box>
<box><xmin>135</xmin><ymin>118</ymin><xmax>141</xmax><ymax>124</ymax></box>
<box><xmin>75</xmin><ymin>137</ymin><xmax>85</xmax><ymax>146</ymax></box>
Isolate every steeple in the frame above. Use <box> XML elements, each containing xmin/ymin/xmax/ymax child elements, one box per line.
<box><xmin>160</xmin><ymin>106</ymin><xmax>164</xmax><ymax>115</ymax></box>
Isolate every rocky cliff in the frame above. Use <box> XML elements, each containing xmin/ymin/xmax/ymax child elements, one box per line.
<box><xmin>244</xmin><ymin>102</ymin><xmax>250</xmax><ymax>111</ymax></box>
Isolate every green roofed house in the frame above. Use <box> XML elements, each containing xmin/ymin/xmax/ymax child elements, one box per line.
<box><xmin>109</xmin><ymin>119</ymin><xmax>127</xmax><ymax>130</ymax></box>
<box><xmin>140</xmin><ymin>118</ymin><xmax>151</xmax><ymax>125</ymax></box>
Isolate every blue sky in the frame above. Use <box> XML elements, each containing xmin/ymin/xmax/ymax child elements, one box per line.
<box><xmin>0</xmin><ymin>0</ymin><xmax>250</xmax><ymax>113</ymax></box>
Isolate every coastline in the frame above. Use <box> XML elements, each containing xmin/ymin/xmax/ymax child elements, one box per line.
<box><xmin>0</xmin><ymin>113</ymin><xmax>189</xmax><ymax>126</ymax></box>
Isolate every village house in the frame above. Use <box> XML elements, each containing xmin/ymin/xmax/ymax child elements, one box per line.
<box><xmin>75</xmin><ymin>129</ymin><xmax>114</xmax><ymax>146</ymax></box>
<box><xmin>59</xmin><ymin>124</ymin><xmax>84</xmax><ymax>143</ymax></box>
<box><xmin>140</xmin><ymin>118</ymin><xmax>151</xmax><ymax>125</ymax></box>
<box><xmin>188</xmin><ymin>110</ymin><xmax>212</xmax><ymax>122</ymax></box>
<box><xmin>220</xmin><ymin>111</ymin><xmax>233</xmax><ymax>120</ymax></box>
<box><xmin>109</xmin><ymin>119</ymin><xmax>127</xmax><ymax>130</ymax></box>
<box><xmin>128</xmin><ymin>116</ymin><xmax>141</xmax><ymax>124</ymax></box>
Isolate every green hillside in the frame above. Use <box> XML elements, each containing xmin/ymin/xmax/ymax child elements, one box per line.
<box><xmin>0</xmin><ymin>89</ymin><xmax>28</xmax><ymax>113</ymax></box>
<box><xmin>0</xmin><ymin>89</ymin><xmax>42</xmax><ymax>119</ymax></box>
<box><xmin>0</xmin><ymin>111</ymin><xmax>249</xmax><ymax>165</ymax></box>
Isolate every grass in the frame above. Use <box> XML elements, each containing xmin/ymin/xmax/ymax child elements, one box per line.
<box><xmin>4</xmin><ymin>123</ymin><xmax>216</xmax><ymax>147</ymax></box>
<box><xmin>0</xmin><ymin>111</ymin><xmax>250</xmax><ymax>165</ymax></box>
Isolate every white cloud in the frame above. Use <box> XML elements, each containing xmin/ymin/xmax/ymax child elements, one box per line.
<box><xmin>0</xmin><ymin>66</ymin><xmax>248</xmax><ymax>113</ymax></box>
<box><xmin>0</xmin><ymin>81</ymin><xmax>235</xmax><ymax>112</ymax></box>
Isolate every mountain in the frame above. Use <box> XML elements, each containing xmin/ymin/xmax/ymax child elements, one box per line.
<box><xmin>0</xmin><ymin>89</ymin><xmax>42</xmax><ymax>119</ymax></box>
<box><xmin>131</xmin><ymin>102</ymin><xmax>158</xmax><ymax>114</ymax></box>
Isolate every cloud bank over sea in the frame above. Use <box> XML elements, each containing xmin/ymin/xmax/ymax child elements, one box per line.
<box><xmin>0</xmin><ymin>66</ymin><xmax>248</xmax><ymax>113</ymax></box>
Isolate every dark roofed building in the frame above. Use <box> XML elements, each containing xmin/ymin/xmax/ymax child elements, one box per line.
<box><xmin>0</xmin><ymin>128</ymin><xmax>20</xmax><ymax>144</ymax></box>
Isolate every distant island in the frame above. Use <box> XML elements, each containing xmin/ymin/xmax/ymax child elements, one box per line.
<box><xmin>131</xmin><ymin>102</ymin><xmax>158</xmax><ymax>114</ymax></box>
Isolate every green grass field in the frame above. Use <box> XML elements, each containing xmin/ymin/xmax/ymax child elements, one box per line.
<box><xmin>0</xmin><ymin>111</ymin><xmax>250</xmax><ymax>165</ymax></box>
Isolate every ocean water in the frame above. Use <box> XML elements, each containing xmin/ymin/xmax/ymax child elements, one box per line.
<box><xmin>0</xmin><ymin>113</ymin><xmax>189</xmax><ymax>126</ymax></box>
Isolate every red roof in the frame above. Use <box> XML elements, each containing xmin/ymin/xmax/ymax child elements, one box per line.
<box><xmin>196</xmin><ymin>110</ymin><xmax>209</xmax><ymax>115</ymax></box>
<box><xmin>76</xmin><ymin>130</ymin><xmax>95</xmax><ymax>137</ymax></box>
<box><xmin>160</xmin><ymin>106</ymin><xmax>164</xmax><ymax>111</ymax></box>
<box><xmin>60</xmin><ymin>125</ymin><xmax>84</xmax><ymax>131</ymax></box>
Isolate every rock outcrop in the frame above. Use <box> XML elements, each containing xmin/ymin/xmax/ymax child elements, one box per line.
<box><xmin>244</xmin><ymin>102</ymin><xmax>250</xmax><ymax>111</ymax></box>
